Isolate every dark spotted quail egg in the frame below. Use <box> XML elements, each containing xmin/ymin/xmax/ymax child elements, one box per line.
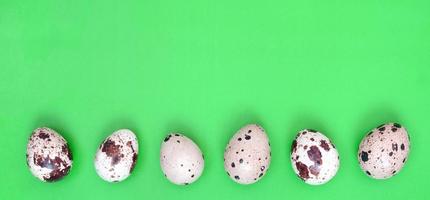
<box><xmin>291</xmin><ymin>129</ymin><xmax>340</xmax><ymax>185</ymax></box>
<box><xmin>160</xmin><ymin>133</ymin><xmax>204</xmax><ymax>185</ymax></box>
<box><xmin>224</xmin><ymin>124</ymin><xmax>271</xmax><ymax>185</ymax></box>
<box><xmin>358</xmin><ymin>123</ymin><xmax>410</xmax><ymax>179</ymax></box>
<box><xmin>94</xmin><ymin>129</ymin><xmax>138</xmax><ymax>182</ymax></box>
<box><xmin>26</xmin><ymin>127</ymin><xmax>73</xmax><ymax>182</ymax></box>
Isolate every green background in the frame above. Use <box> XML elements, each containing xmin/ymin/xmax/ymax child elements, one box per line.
<box><xmin>1</xmin><ymin>0</ymin><xmax>429</xmax><ymax>199</ymax></box>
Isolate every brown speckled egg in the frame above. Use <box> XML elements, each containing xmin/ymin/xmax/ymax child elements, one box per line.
<box><xmin>224</xmin><ymin>124</ymin><xmax>271</xmax><ymax>185</ymax></box>
<box><xmin>94</xmin><ymin>129</ymin><xmax>138</xmax><ymax>183</ymax></box>
<box><xmin>26</xmin><ymin>127</ymin><xmax>73</xmax><ymax>182</ymax></box>
<box><xmin>160</xmin><ymin>133</ymin><xmax>204</xmax><ymax>185</ymax></box>
<box><xmin>358</xmin><ymin>123</ymin><xmax>410</xmax><ymax>179</ymax></box>
<box><xmin>290</xmin><ymin>129</ymin><xmax>340</xmax><ymax>185</ymax></box>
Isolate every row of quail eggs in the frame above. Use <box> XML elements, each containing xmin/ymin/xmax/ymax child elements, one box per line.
<box><xmin>26</xmin><ymin>122</ymin><xmax>410</xmax><ymax>185</ymax></box>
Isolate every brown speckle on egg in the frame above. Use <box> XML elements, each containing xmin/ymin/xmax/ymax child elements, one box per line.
<box><xmin>295</xmin><ymin>161</ymin><xmax>309</xmax><ymax>180</ymax></box>
<box><xmin>292</xmin><ymin>140</ymin><xmax>297</xmax><ymax>153</ymax></box>
<box><xmin>320</xmin><ymin>140</ymin><xmax>330</xmax><ymax>151</ymax></box>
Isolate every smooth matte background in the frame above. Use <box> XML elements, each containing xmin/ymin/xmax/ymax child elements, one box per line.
<box><xmin>1</xmin><ymin>0</ymin><xmax>429</xmax><ymax>199</ymax></box>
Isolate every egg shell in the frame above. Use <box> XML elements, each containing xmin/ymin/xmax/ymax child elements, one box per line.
<box><xmin>26</xmin><ymin>127</ymin><xmax>73</xmax><ymax>182</ymax></box>
<box><xmin>358</xmin><ymin>123</ymin><xmax>410</xmax><ymax>179</ymax></box>
<box><xmin>290</xmin><ymin>129</ymin><xmax>340</xmax><ymax>185</ymax></box>
<box><xmin>94</xmin><ymin>129</ymin><xmax>138</xmax><ymax>182</ymax></box>
<box><xmin>160</xmin><ymin>133</ymin><xmax>204</xmax><ymax>185</ymax></box>
<box><xmin>224</xmin><ymin>124</ymin><xmax>271</xmax><ymax>185</ymax></box>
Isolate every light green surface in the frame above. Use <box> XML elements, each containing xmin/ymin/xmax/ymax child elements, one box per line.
<box><xmin>1</xmin><ymin>0</ymin><xmax>429</xmax><ymax>199</ymax></box>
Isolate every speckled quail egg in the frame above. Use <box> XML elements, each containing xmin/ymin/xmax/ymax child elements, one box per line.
<box><xmin>94</xmin><ymin>129</ymin><xmax>138</xmax><ymax>182</ymax></box>
<box><xmin>26</xmin><ymin>127</ymin><xmax>73</xmax><ymax>182</ymax></box>
<box><xmin>160</xmin><ymin>133</ymin><xmax>205</xmax><ymax>185</ymax></box>
<box><xmin>224</xmin><ymin>124</ymin><xmax>271</xmax><ymax>185</ymax></box>
<box><xmin>290</xmin><ymin>129</ymin><xmax>340</xmax><ymax>185</ymax></box>
<box><xmin>358</xmin><ymin>123</ymin><xmax>410</xmax><ymax>179</ymax></box>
